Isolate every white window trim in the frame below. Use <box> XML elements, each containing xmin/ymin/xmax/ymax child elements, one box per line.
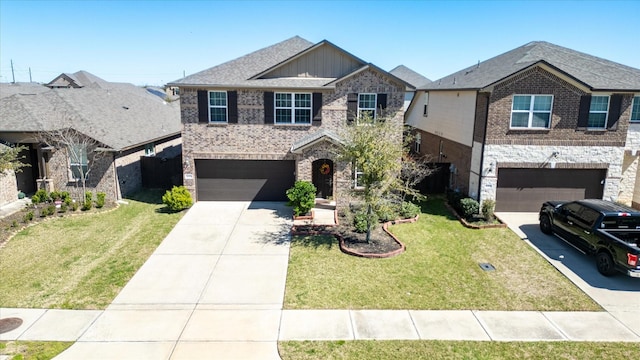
<box><xmin>208</xmin><ymin>90</ymin><xmax>228</xmax><ymax>123</ymax></box>
<box><xmin>145</xmin><ymin>143</ymin><xmax>155</xmax><ymax>157</ymax></box>
<box><xmin>353</xmin><ymin>164</ymin><xmax>364</xmax><ymax>189</ymax></box>
<box><xmin>415</xmin><ymin>132</ymin><xmax>421</xmax><ymax>153</ymax></box>
<box><xmin>274</xmin><ymin>92</ymin><xmax>312</xmax><ymax>125</ymax></box>
<box><xmin>631</xmin><ymin>95</ymin><xmax>640</xmax><ymax>123</ymax></box>
<box><xmin>357</xmin><ymin>93</ymin><xmax>377</xmax><ymax>120</ymax></box>
<box><xmin>588</xmin><ymin>95</ymin><xmax>610</xmax><ymax>129</ymax></box>
<box><xmin>509</xmin><ymin>94</ymin><xmax>553</xmax><ymax>129</ymax></box>
<box><xmin>69</xmin><ymin>145</ymin><xmax>88</xmax><ymax>181</ymax></box>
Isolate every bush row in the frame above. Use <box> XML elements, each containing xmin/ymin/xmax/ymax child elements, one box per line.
<box><xmin>447</xmin><ymin>190</ymin><xmax>495</xmax><ymax>221</ymax></box>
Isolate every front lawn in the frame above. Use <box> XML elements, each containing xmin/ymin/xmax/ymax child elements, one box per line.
<box><xmin>0</xmin><ymin>190</ymin><xmax>184</xmax><ymax>309</ymax></box>
<box><xmin>279</xmin><ymin>341</ymin><xmax>640</xmax><ymax>360</ymax></box>
<box><xmin>0</xmin><ymin>341</ymin><xmax>72</xmax><ymax>360</ymax></box>
<box><xmin>284</xmin><ymin>198</ymin><xmax>600</xmax><ymax>311</ymax></box>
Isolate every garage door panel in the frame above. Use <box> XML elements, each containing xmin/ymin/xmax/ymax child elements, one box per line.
<box><xmin>495</xmin><ymin>169</ymin><xmax>605</xmax><ymax>212</ymax></box>
<box><xmin>195</xmin><ymin>160</ymin><xmax>294</xmax><ymax>201</ymax></box>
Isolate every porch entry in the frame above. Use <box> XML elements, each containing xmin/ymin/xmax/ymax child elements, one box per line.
<box><xmin>312</xmin><ymin>159</ymin><xmax>333</xmax><ymax>199</ymax></box>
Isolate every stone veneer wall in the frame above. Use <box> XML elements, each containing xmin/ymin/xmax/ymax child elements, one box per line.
<box><xmin>180</xmin><ymin>68</ymin><xmax>405</xmax><ymax>205</ymax></box>
<box><xmin>622</xmin><ymin>124</ymin><xmax>640</xmax><ymax>207</ymax></box>
<box><xmin>480</xmin><ymin>144</ymin><xmax>623</xmax><ymax>203</ymax></box>
<box><xmin>0</xmin><ymin>169</ymin><xmax>18</xmax><ymax>205</ymax></box>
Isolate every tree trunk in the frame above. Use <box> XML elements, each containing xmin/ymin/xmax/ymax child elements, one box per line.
<box><xmin>366</xmin><ymin>203</ymin><xmax>372</xmax><ymax>244</ymax></box>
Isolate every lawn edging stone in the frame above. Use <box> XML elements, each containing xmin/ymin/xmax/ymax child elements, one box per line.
<box><xmin>444</xmin><ymin>202</ymin><xmax>507</xmax><ymax>229</ymax></box>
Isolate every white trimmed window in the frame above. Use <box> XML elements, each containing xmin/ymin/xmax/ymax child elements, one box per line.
<box><xmin>354</xmin><ymin>164</ymin><xmax>364</xmax><ymax>189</ymax></box>
<box><xmin>145</xmin><ymin>143</ymin><xmax>155</xmax><ymax>157</ymax></box>
<box><xmin>275</xmin><ymin>93</ymin><xmax>312</xmax><ymax>124</ymax></box>
<box><xmin>510</xmin><ymin>95</ymin><xmax>553</xmax><ymax>128</ymax></box>
<box><xmin>358</xmin><ymin>93</ymin><xmax>377</xmax><ymax>119</ymax></box>
<box><xmin>69</xmin><ymin>145</ymin><xmax>88</xmax><ymax>180</ymax></box>
<box><xmin>208</xmin><ymin>91</ymin><xmax>228</xmax><ymax>123</ymax></box>
<box><xmin>588</xmin><ymin>95</ymin><xmax>609</xmax><ymax>128</ymax></box>
<box><xmin>631</xmin><ymin>96</ymin><xmax>640</xmax><ymax>123</ymax></box>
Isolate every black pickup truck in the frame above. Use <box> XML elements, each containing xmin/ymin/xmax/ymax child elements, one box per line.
<box><xmin>539</xmin><ymin>199</ymin><xmax>640</xmax><ymax>278</ymax></box>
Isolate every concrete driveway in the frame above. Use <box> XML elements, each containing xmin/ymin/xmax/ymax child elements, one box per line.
<box><xmin>497</xmin><ymin>212</ymin><xmax>640</xmax><ymax>335</ymax></box>
<box><xmin>55</xmin><ymin>201</ymin><xmax>292</xmax><ymax>360</ymax></box>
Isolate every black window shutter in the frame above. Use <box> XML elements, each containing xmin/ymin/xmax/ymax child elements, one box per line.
<box><xmin>197</xmin><ymin>90</ymin><xmax>209</xmax><ymax>123</ymax></box>
<box><xmin>347</xmin><ymin>93</ymin><xmax>358</xmax><ymax>123</ymax></box>
<box><xmin>607</xmin><ymin>94</ymin><xmax>622</xmax><ymax>130</ymax></box>
<box><xmin>264</xmin><ymin>92</ymin><xmax>274</xmax><ymax>124</ymax></box>
<box><xmin>377</xmin><ymin>93</ymin><xmax>387</xmax><ymax>110</ymax></box>
<box><xmin>312</xmin><ymin>92</ymin><xmax>322</xmax><ymax>124</ymax></box>
<box><xmin>577</xmin><ymin>95</ymin><xmax>591</xmax><ymax>129</ymax></box>
<box><xmin>227</xmin><ymin>91</ymin><xmax>238</xmax><ymax>124</ymax></box>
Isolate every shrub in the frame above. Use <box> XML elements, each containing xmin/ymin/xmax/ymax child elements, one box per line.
<box><xmin>49</xmin><ymin>190</ymin><xmax>61</xmax><ymax>201</ymax></box>
<box><xmin>162</xmin><ymin>186</ymin><xmax>193</xmax><ymax>212</ymax></box>
<box><xmin>459</xmin><ymin>198</ymin><xmax>480</xmax><ymax>219</ymax></box>
<box><xmin>286</xmin><ymin>181</ymin><xmax>316</xmax><ymax>216</ymax></box>
<box><xmin>376</xmin><ymin>202</ymin><xmax>399</xmax><ymax>222</ymax></box>
<box><xmin>400</xmin><ymin>202</ymin><xmax>421</xmax><ymax>219</ymax></box>
<box><xmin>11</xmin><ymin>220</ymin><xmax>18</xmax><ymax>228</ymax></box>
<box><xmin>96</xmin><ymin>192</ymin><xmax>106</xmax><ymax>208</ymax></box>
<box><xmin>71</xmin><ymin>201</ymin><xmax>79</xmax><ymax>212</ymax></box>
<box><xmin>481</xmin><ymin>199</ymin><xmax>496</xmax><ymax>221</ymax></box>
<box><xmin>23</xmin><ymin>211</ymin><xmax>34</xmax><ymax>222</ymax></box>
<box><xmin>59</xmin><ymin>203</ymin><xmax>68</xmax><ymax>213</ymax></box>
<box><xmin>353</xmin><ymin>210</ymin><xmax>378</xmax><ymax>233</ymax></box>
<box><xmin>64</xmin><ymin>197</ymin><xmax>73</xmax><ymax>206</ymax></box>
<box><xmin>82</xmin><ymin>192</ymin><xmax>93</xmax><ymax>211</ymax></box>
<box><xmin>32</xmin><ymin>189</ymin><xmax>49</xmax><ymax>204</ymax></box>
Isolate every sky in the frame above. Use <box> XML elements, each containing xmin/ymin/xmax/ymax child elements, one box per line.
<box><xmin>1</xmin><ymin>0</ymin><xmax>639</xmax><ymax>86</ymax></box>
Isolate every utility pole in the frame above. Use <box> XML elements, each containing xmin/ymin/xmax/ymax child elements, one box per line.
<box><xmin>29</xmin><ymin>67</ymin><xmax>32</xmax><ymax>82</ymax></box>
<box><xmin>11</xmin><ymin>59</ymin><xmax>15</xmax><ymax>83</ymax></box>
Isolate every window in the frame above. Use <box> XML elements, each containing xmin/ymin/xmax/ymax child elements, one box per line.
<box><xmin>358</xmin><ymin>93</ymin><xmax>377</xmax><ymax>119</ymax></box>
<box><xmin>208</xmin><ymin>91</ymin><xmax>228</xmax><ymax>123</ymax></box>
<box><xmin>415</xmin><ymin>132</ymin><xmax>421</xmax><ymax>153</ymax></box>
<box><xmin>631</xmin><ymin>96</ymin><xmax>640</xmax><ymax>123</ymax></box>
<box><xmin>510</xmin><ymin>95</ymin><xmax>553</xmax><ymax>128</ymax></box>
<box><xmin>588</xmin><ymin>95</ymin><xmax>609</xmax><ymax>128</ymax></box>
<box><xmin>69</xmin><ymin>145</ymin><xmax>88</xmax><ymax>180</ymax></box>
<box><xmin>145</xmin><ymin>143</ymin><xmax>155</xmax><ymax>157</ymax></box>
<box><xmin>274</xmin><ymin>93</ymin><xmax>312</xmax><ymax>124</ymax></box>
<box><xmin>354</xmin><ymin>165</ymin><xmax>364</xmax><ymax>189</ymax></box>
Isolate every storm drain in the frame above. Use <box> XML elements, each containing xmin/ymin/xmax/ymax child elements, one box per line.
<box><xmin>0</xmin><ymin>317</ymin><xmax>23</xmax><ymax>334</ymax></box>
<box><xmin>479</xmin><ymin>263</ymin><xmax>496</xmax><ymax>271</ymax></box>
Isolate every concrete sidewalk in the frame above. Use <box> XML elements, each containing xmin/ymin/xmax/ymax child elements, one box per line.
<box><xmin>2</xmin><ymin>203</ymin><xmax>640</xmax><ymax>360</ymax></box>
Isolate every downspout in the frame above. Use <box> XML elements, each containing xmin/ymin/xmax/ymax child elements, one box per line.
<box><xmin>477</xmin><ymin>92</ymin><xmax>490</xmax><ymax>201</ymax></box>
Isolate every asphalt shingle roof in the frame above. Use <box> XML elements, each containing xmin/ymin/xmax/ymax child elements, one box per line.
<box><xmin>389</xmin><ymin>65</ymin><xmax>431</xmax><ymax>89</ymax></box>
<box><xmin>0</xmin><ymin>83</ymin><xmax>180</xmax><ymax>150</ymax></box>
<box><xmin>421</xmin><ymin>41</ymin><xmax>640</xmax><ymax>91</ymax></box>
<box><xmin>169</xmin><ymin>36</ymin><xmax>316</xmax><ymax>87</ymax></box>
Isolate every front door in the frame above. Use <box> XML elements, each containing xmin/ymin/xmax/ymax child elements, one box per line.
<box><xmin>312</xmin><ymin>159</ymin><xmax>333</xmax><ymax>199</ymax></box>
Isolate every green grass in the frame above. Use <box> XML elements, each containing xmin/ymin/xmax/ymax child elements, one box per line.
<box><xmin>284</xmin><ymin>198</ymin><xmax>600</xmax><ymax>311</ymax></box>
<box><xmin>0</xmin><ymin>190</ymin><xmax>184</xmax><ymax>309</ymax></box>
<box><xmin>0</xmin><ymin>341</ymin><xmax>72</xmax><ymax>360</ymax></box>
<box><xmin>278</xmin><ymin>341</ymin><xmax>640</xmax><ymax>360</ymax></box>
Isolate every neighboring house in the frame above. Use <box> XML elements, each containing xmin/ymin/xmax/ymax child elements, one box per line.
<box><xmin>0</xmin><ymin>72</ymin><xmax>182</xmax><ymax>201</ymax></box>
<box><xmin>389</xmin><ymin>65</ymin><xmax>431</xmax><ymax>110</ymax></box>
<box><xmin>0</xmin><ymin>143</ymin><xmax>19</xmax><ymax>206</ymax></box>
<box><xmin>168</xmin><ymin>36</ymin><xmax>410</xmax><ymax>203</ymax></box>
<box><xmin>406</xmin><ymin>41</ymin><xmax>640</xmax><ymax>211</ymax></box>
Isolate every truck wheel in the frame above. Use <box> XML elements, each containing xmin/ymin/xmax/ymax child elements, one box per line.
<box><xmin>539</xmin><ymin>214</ymin><xmax>552</xmax><ymax>234</ymax></box>
<box><xmin>596</xmin><ymin>252</ymin><xmax>616</xmax><ymax>276</ymax></box>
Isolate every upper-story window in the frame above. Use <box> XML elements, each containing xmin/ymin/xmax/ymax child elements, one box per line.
<box><xmin>358</xmin><ymin>93</ymin><xmax>377</xmax><ymax>119</ymax></box>
<box><xmin>588</xmin><ymin>95</ymin><xmax>609</xmax><ymax>129</ymax></box>
<box><xmin>209</xmin><ymin>91</ymin><xmax>228</xmax><ymax>123</ymax></box>
<box><xmin>275</xmin><ymin>93</ymin><xmax>312</xmax><ymax>124</ymax></box>
<box><xmin>510</xmin><ymin>95</ymin><xmax>553</xmax><ymax>128</ymax></box>
<box><xmin>631</xmin><ymin>96</ymin><xmax>640</xmax><ymax>123</ymax></box>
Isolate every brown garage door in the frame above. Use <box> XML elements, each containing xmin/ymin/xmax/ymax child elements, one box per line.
<box><xmin>195</xmin><ymin>159</ymin><xmax>295</xmax><ymax>201</ymax></box>
<box><xmin>495</xmin><ymin>168</ymin><xmax>606</xmax><ymax>212</ymax></box>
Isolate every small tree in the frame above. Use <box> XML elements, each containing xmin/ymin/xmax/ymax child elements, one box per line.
<box><xmin>338</xmin><ymin>113</ymin><xmax>404</xmax><ymax>243</ymax></box>
<box><xmin>0</xmin><ymin>144</ymin><xmax>29</xmax><ymax>173</ymax></box>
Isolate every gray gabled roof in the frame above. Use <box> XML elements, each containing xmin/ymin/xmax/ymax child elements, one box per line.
<box><xmin>168</xmin><ymin>36</ymin><xmax>409</xmax><ymax>90</ymax></box>
<box><xmin>0</xmin><ymin>82</ymin><xmax>49</xmax><ymax>99</ymax></box>
<box><xmin>169</xmin><ymin>36</ymin><xmax>315</xmax><ymax>87</ymax></box>
<box><xmin>290</xmin><ymin>129</ymin><xmax>344</xmax><ymax>154</ymax></box>
<box><xmin>389</xmin><ymin>65</ymin><xmax>431</xmax><ymax>89</ymax></box>
<box><xmin>421</xmin><ymin>41</ymin><xmax>640</xmax><ymax>91</ymax></box>
<box><xmin>0</xmin><ymin>84</ymin><xmax>180</xmax><ymax>151</ymax></box>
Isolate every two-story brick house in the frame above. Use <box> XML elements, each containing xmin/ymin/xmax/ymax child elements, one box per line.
<box><xmin>169</xmin><ymin>36</ymin><xmax>409</xmax><ymax>203</ymax></box>
<box><xmin>406</xmin><ymin>41</ymin><xmax>640</xmax><ymax>211</ymax></box>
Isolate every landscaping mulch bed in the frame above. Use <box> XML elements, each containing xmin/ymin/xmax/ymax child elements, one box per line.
<box><xmin>292</xmin><ymin>215</ymin><xmax>418</xmax><ymax>258</ymax></box>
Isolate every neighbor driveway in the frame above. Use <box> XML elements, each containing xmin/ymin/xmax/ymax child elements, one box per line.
<box><xmin>497</xmin><ymin>212</ymin><xmax>640</xmax><ymax>335</ymax></box>
<box><xmin>55</xmin><ymin>201</ymin><xmax>292</xmax><ymax>360</ymax></box>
